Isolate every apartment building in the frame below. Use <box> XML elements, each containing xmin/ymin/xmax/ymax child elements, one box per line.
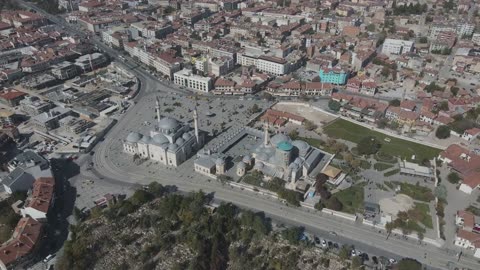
<box><xmin>319</xmin><ymin>68</ymin><xmax>349</xmax><ymax>85</ymax></box>
<box><xmin>381</xmin><ymin>39</ymin><xmax>414</xmax><ymax>55</ymax></box>
<box><xmin>174</xmin><ymin>69</ymin><xmax>212</xmax><ymax>92</ymax></box>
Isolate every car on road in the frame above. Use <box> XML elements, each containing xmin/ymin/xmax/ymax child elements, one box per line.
<box><xmin>321</xmin><ymin>239</ymin><xmax>327</xmax><ymax>248</ymax></box>
<box><xmin>351</xmin><ymin>250</ymin><xmax>357</xmax><ymax>257</ymax></box>
<box><xmin>43</xmin><ymin>254</ymin><xmax>55</xmax><ymax>263</ymax></box>
<box><xmin>314</xmin><ymin>236</ymin><xmax>320</xmax><ymax>245</ymax></box>
<box><xmin>389</xmin><ymin>258</ymin><xmax>397</xmax><ymax>264</ymax></box>
<box><xmin>329</xmin><ymin>231</ymin><xmax>337</xmax><ymax>236</ymax></box>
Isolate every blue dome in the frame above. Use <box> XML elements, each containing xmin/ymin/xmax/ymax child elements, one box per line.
<box><xmin>277</xmin><ymin>141</ymin><xmax>293</xmax><ymax>151</ymax></box>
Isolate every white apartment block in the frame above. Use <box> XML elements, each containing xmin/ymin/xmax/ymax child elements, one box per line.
<box><xmin>174</xmin><ymin>69</ymin><xmax>212</xmax><ymax>92</ymax></box>
<box><xmin>472</xmin><ymin>33</ymin><xmax>480</xmax><ymax>45</ymax></box>
<box><xmin>381</xmin><ymin>39</ymin><xmax>414</xmax><ymax>55</ymax></box>
<box><xmin>456</xmin><ymin>22</ymin><xmax>475</xmax><ymax>37</ymax></box>
<box><xmin>256</xmin><ymin>56</ymin><xmax>287</xmax><ymax>75</ymax></box>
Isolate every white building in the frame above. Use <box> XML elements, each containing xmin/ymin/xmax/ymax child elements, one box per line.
<box><xmin>123</xmin><ymin>98</ymin><xmax>204</xmax><ymax>167</ymax></box>
<box><xmin>430</xmin><ymin>24</ymin><xmax>456</xmax><ymax>39</ymax></box>
<box><xmin>381</xmin><ymin>39</ymin><xmax>414</xmax><ymax>55</ymax></box>
<box><xmin>456</xmin><ymin>22</ymin><xmax>475</xmax><ymax>37</ymax></box>
<box><xmin>454</xmin><ymin>230</ymin><xmax>480</xmax><ymax>258</ymax></box>
<box><xmin>174</xmin><ymin>69</ymin><xmax>212</xmax><ymax>92</ymax></box>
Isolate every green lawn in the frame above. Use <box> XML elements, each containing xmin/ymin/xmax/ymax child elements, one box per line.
<box><xmin>332</xmin><ymin>183</ymin><xmax>366</xmax><ymax>214</ymax></box>
<box><xmin>383</xmin><ymin>169</ymin><xmax>400</xmax><ymax>177</ymax></box>
<box><xmin>393</xmin><ymin>181</ymin><xmax>434</xmax><ymax>202</ymax></box>
<box><xmin>374</xmin><ymin>162</ymin><xmax>394</xmax><ymax>171</ymax></box>
<box><xmin>413</xmin><ymin>203</ymin><xmax>433</xmax><ymax>229</ymax></box>
<box><xmin>360</xmin><ymin>160</ymin><xmax>371</xmax><ymax>170</ymax></box>
<box><xmin>323</xmin><ymin>119</ymin><xmax>442</xmax><ymax>163</ymax></box>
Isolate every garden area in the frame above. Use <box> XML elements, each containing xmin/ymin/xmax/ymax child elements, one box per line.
<box><xmin>387</xmin><ymin>202</ymin><xmax>433</xmax><ymax>236</ymax></box>
<box><xmin>323</xmin><ymin>119</ymin><xmax>442</xmax><ymax>163</ymax></box>
<box><xmin>330</xmin><ymin>183</ymin><xmax>366</xmax><ymax>214</ymax></box>
<box><xmin>242</xmin><ymin>172</ymin><xmax>302</xmax><ymax>206</ymax></box>
<box><xmin>391</xmin><ymin>181</ymin><xmax>435</xmax><ymax>202</ymax></box>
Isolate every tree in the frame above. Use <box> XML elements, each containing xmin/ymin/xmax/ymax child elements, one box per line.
<box><xmin>288</xmin><ymin>129</ymin><xmax>299</xmax><ymax>140</ymax></box>
<box><xmin>437</xmin><ymin>101</ymin><xmax>449</xmax><ymax>111</ymax></box>
<box><xmin>418</xmin><ymin>36</ymin><xmax>428</xmax><ymax>43</ymax></box>
<box><xmin>339</xmin><ymin>245</ymin><xmax>352</xmax><ymax>261</ymax></box>
<box><xmin>262</xmin><ymin>92</ymin><xmax>275</xmax><ymax>101</ymax></box>
<box><xmin>164</xmin><ymin>6</ymin><xmax>175</xmax><ymax>14</ymax></box>
<box><xmin>281</xmin><ymin>226</ymin><xmax>303</xmax><ymax>245</ymax></box>
<box><xmin>435</xmin><ymin>125</ymin><xmax>451</xmax><ymax>139</ymax></box>
<box><xmin>351</xmin><ymin>256</ymin><xmax>363</xmax><ymax>269</ymax></box>
<box><xmin>248</xmin><ymin>104</ymin><xmax>261</xmax><ymax>114</ymax></box>
<box><xmin>303</xmin><ymin>120</ymin><xmax>317</xmax><ymax>131</ymax></box>
<box><xmin>396</xmin><ymin>258</ymin><xmax>422</xmax><ymax>270</ymax></box>
<box><xmin>434</xmin><ymin>185</ymin><xmax>448</xmax><ymax>201</ymax></box>
<box><xmin>325</xmin><ymin>197</ymin><xmax>343</xmax><ymax>211</ymax></box>
<box><xmin>357</xmin><ymin>136</ymin><xmax>381</xmax><ymax>155</ymax></box>
<box><xmin>385</xmin><ymin>222</ymin><xmax>394</xmax><ymax>240</ymax></box>
<box><xmin>328</xmin><ymin>99</ymin><xmax>341</xmax><ymax>112</ymax></box>
<box><xmin>377</xmin><ymin>118</ymin><xmax>388</xmax><ymax>129</ymax></box>
<box><xmin>389</xmin><ymin>99</ymin><xmax>401</xmax><ymax>107</ymax></box>
<box><xmin>366</xmin><ymin>24</ymin><xmax>375</xmax><ymax>32</ymax></box>
<box><xmin>447</xmin><ymin>172</ymin><xmax>461</xmax><ymax>184</ymax></box>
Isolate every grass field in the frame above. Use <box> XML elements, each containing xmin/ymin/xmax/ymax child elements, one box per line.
<box><xmin>323</xmin><ymin>119</ymin><xmax>442</xmax><ymax>162</ymax></box>
<box><xmin>332</xmin><ymin>183</ymin><xmax>366</xmax><ymax>214</ymax></box>
<box><xmin>413</xmin><ymin>203</ymin><xmax>433</xmax><ymax>229</ymax></box>
<box><xmin>383</xmin><ymin>169</ymin><xmax>400</xmax><ymax>177</ymax></box>
<box><xmin>374</xmin><ymin>162</ymin><xmax>395</xmax><ymax>171</ymax></box>
<box><xmin>393</xmin><ymin>181</ymin><xmax>434</xmax><ymax>202</ymax></box>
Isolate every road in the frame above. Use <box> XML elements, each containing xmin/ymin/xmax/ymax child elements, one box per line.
<box><xmin>18</xmin><ymin>2</ymin><xmax>479</xmax><ymax>269</ymax></box>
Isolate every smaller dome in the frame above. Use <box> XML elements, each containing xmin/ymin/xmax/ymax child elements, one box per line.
<box><xmin>237</xmin><ymin>162</ymin><xmax>246</xmax><ymax>169</ymax></box>
<box><xmin>168</xmin><ymin>143</ymin><xmax>178</xmax><ymax>151</ymax></box>
<box><xmin>216</xmin><ymin>158</ymin><xmax>225</xmax><ymax>166</ymax></box>
<box><xmin>182</xmin><ymin>133</ymin><xmax>192</xmax><ymax>140</ymax></box>
<box><xmin>158</xmin><ymin>117</ymin><xmax>180</xmax><ymax>131</ymax></box>
<box><xmin>256</xmin><ymin>153</ymin><xmax>268</xmax><ymax>161</ymax></box>
<box><xmin>270</xmin><ymin>133</ymin><xmax>290</xmax><ymax>146</ymax></box>
<box><xmin>126</xmin><ymin>132</ymin><xmax>142</xmax><ymax>143</ymax></box>
<box><xmin>140</xmin><ymin>135</ymin><xmax>152</xmax><ymax>144</ymax></box>
<box><xmin>242</xmin><ymin>155</ymin><xmax>251</xmax><ymax>163</ymax></box>
<box><xmin>176</xmin><ymin>137</ymin><xmax>185</xmax><ymax>145</ymax></box>
<box><xmin>152</xmin><ymin>134</ymin><xmax>169</xmax><ymax>145</ymax></box>
<box><xmin>254</xmin><ymin>162</ymin><xmax>264</xmax><ymax>169</ymax></box>
<box><xmin>292</xmin><ymin>140</ymin><xmax>310</xmax><ymax>152</ymax></box>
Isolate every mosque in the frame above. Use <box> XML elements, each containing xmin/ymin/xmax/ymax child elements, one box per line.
<box><xmin>247</xmin><ymin>123</ymin><xmax>325</xmax><ymax>186</ymax></box>
<box><xmin>123</xmin><ymin>97</ymin><xmax>204</xmax><ymax>167</ymax></box>
<box><xmin>194</xmin><ymin>122</ymin><xmax>329</xmax><ymax>189</ymax></box>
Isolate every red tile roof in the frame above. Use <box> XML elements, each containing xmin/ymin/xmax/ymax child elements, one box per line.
<box><xmin>457</xmin><ymin>229</ymin><xmax>480</xmax><ymax>248</ymax></box>
<box><xmin>0</xmin><ymin>218</ymin><xmax>43</xmax><ymax>268</ymax></box>
<box><xmin>0</xmin><ymin>89</ymin><xmax>27</xmax><ymax>100</ymax></box>
<box><xmin>458</xmin><ymin>210</ymin><xmax>475</xmax><ymax>229</ymax></box>
<box><xmin>25</xmin><ymin>177</ymin><xmax>55</xmax><ymax>214</ymax></box>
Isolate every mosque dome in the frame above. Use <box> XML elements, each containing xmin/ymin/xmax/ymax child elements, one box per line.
<box><xmin>140</xmin><ymin>135</ymin><xmax>152</xmax><ymax>144</ymax></box>
<box><xmin>270</xmin><ymin>133</ymin><xmax>290</xmax><ymax>146</ymax></box>
<box><xmin>242</xmin><ymin>155</ymin><xmax>252</xmax><ymax>163</ymax></box>
<box><xmin>182</xmin><ymin>132</ymin><xmax>192</xmax><ymax>140</ymax></box>
<box><xmin>237</xmin><ymin>162</ymin><xmax>246</xmax><ymax>169</ymax></box>
<box><xmin>126</xmin><ymin>132</ymin><xmax>142</xmax><ymax>143</ymax></box>
<box><xmin>168</xmin><ymin>143</ymin><xmax>178</xmax><ymax>151</ymax></box>
<box><xmin>256</xmin><ymin>153</ymin><xmax>268</xmax><ymax>161</ymax></box>
<box><xmin>152</xmin><ymin>134</ymin><xmax>169</xmax><ymax>145</ymax></box>
<box><xmin>158</xmin><ymin>117</ymin><xmax>180</xmax><ymax>131</ymax></box>
<box><xmin>176</xmin><ymin>137</ymin><xmax>185</xmax><ymax>145</ymax></box>
<box><xmin>292</xmin><ymin>140</ymin><xmax>310</xmax><ymax>154</ymax></box>
<box><xmin>277</xmin><ymin>141</ymin><xmax>293</xmax><ymax>151</ymax></box>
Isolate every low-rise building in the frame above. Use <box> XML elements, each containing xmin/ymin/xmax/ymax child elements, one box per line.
<box><xmin>381</xmin><ymin>39</ymin><xmax>414</xmax><ymax>55</ymax></box>
<box><xmin>319</xmin><ymin>67</ymin><xmax>349</xmax><ymax>85</ymax></box>
<box><xmin>51</xmin><ymin>61</ymin><xmax>80</xmax><ymax>80</ymax></box>
<box><xmin>0</xmin><ymin>89</ymin><xmax>27</xmax><ymax>107</ymax></box>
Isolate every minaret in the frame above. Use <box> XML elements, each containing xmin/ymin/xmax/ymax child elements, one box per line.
<box><xmin>193</xmin><ymin>107</ymin><xmax>199</xmax><ymax>144</ymax></box>
<box><xmin>156</xmin><ymin>96</ymin><xmax>161</xmax><ymax>125</ymax></box>
<box><xmin>264</xmin><ymin>121</ymin><xmax>269</xmax><ymax>146</ymax></box>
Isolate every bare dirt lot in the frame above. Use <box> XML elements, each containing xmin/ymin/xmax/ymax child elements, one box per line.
<box><xmin>272</xmin><ymin>102</ymin><xmax>338</xmax><ymax>126</ymax></box>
